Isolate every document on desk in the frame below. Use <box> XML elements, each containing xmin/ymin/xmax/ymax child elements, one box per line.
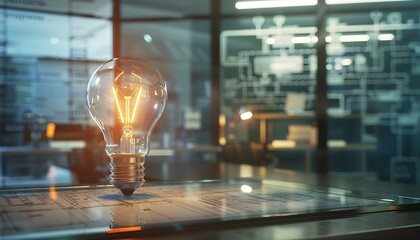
<box><xmin>0</xmin><ymin>179</ymin><xmax>415</xmax><ymax>239</ymax></box>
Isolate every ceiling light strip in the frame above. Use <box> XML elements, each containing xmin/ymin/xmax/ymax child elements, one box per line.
<box><xmin>326</xmin><ymin>0</ymin><xmax>411</xmax><ymax>5</ymax></box>
<box><xmin>235</xmin><ymin>0</ymin><xmax>318</xmax><ymax>9</ymax></box>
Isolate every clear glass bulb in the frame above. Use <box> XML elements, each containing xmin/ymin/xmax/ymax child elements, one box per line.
<box><xmin>86</xmin><ymin>57</ymin><xmax>167</xmax><ymax>196</ymax></box>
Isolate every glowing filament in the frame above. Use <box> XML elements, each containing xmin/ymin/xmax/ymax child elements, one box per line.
<box><xmin>113</xmin><ymin>85</ymin><xmax>143</xmax><ymax>125</ymax></box>
<box><xmin>113</xmin><ymin>87</ymin><xmax>125</xmax><ymax>124</ymax></box>
<box><xmin>131</xmin><ymin>87</ymin><xmax>142</xmax><ymax>123</ymax></box>
<box><xmin>125</xmin><ymin>96</ymin><xmax>131</xmax><ymax>126</ymax></box>
<box><xmin>131</xmin><ymin>70</ymin><xmax>142</xmax><ymax>80</ymax></box>
<box><xmin>114</xmin><ymin>71</ymin><xmax>124</xmax><ymax>82</ymax></box>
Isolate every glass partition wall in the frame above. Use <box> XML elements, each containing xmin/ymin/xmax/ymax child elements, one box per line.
<box><xmin>219</xmin><ymin>0</ymin><xmax>420</xmax><ymax>184</ymax></box>
<box><xmin>325</xmin><ymin>7</ymin><xmax>420</xmax><ymax>183</ymax></box>
<box><xmin>0</xmin><ymin>0</ymin><xmax>113</xmax><ymax>187</ymax></box>
<box><xmin>0</xmin><ymin>0</ymin><xmax>215</xmax><ymax>188</ymax></box>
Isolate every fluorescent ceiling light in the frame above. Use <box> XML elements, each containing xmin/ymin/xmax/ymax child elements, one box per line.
<box><xmin>235</xmin><ymin>0</ymin><xmax>317</xmax><ymax>9</ymax></box>
<box><xmin>326</xmin><ymin>0</ymin><xmax>411</xmax><ymax>5</ymax></box>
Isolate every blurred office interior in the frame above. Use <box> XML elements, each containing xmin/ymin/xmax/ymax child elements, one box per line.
<box><xmin>0</xmin><ymin>0</ymin><xmax>420</xmax><ymax>188</ymax></box>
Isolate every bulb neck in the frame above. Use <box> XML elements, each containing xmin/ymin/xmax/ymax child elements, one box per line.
<box><xmin>109</xmin><ymin>154</ymin><xmax>145</xmax><ymax>196</ymax></box>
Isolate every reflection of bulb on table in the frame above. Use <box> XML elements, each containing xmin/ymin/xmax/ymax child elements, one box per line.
<box><xmin>87</xmin><ymin>57</ymin><xmax>167</xmax><ymax>196</ymax></box>
<box><xmin>109</xmin><ymin>204</ymin><xmax>144</xmax><ymax>232</ymax></box>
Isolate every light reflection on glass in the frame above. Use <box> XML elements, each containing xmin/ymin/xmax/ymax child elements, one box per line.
<box><xmin>143</xmin><ymin>33</ymin><xmax>152</xmax><ymax>43</ymax></box>
<box><xmin>328</xmin><ymin>188</ymin><xmax>348</xmax><ymax>204</ymax></box>
<box><xmin>109</xmin><ymin>204</ymin><xmax>144</xmax><ymax>232</ymax></box>
<box><xmin>47</xmin><ymin>164</ymin><xmax>57</xmax><ymax>185</ymax></box>
<box><xmin>240</xmin><ymin>184</ymin><xmax>253</xmax><ymax>193</ymax></box>
<box><xmin>48</xmin><ymin>186</ymin><xmax>57</xmax><ymax>201</ymax></box>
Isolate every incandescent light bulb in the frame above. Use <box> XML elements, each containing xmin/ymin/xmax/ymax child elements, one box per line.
<box><xmin>86</xmin><ymin>57</ymin><xmax>167</xmax><ymax>196</ymax></box>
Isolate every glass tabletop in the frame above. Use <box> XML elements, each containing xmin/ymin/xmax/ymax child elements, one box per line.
<box><xmin>1</xmin><ymin>178</ymin><xmax>420</xmax><ymax>239</ymax></box>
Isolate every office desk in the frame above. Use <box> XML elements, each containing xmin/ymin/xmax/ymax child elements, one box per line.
<box><xmin>267</xmin><ymin>142</ymin><xmax>377</xmax><ymax>173</ymax></box>
<box><xmin>2</xmin><ymin>162</ymin><xmax>420</xmax><ymax>240</ymax></box>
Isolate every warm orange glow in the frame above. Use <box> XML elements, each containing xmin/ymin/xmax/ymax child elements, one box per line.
<box><xmin>113</xmin><ymin>68</ymin><xmax>144</xmax><ymax>125</ymax></box>
<box><xmin>125</xmin><ymin>96</ymin><xmax>131</xmax><ymax>126</ymax></box>
<box><xmin>45</xmin><ymin>123</ymin><xmax>56</xmax><ymax>139</ymax></box>
<box><xmin>113</xmin><ymin>86</ymin><xmax>125</xmax><ymax>124</ymax></box>
<box><xmin>219</xmin><ymin>137</ymin><xmax>226</xmax><ymax>146</ymax></box>
<box><xmin>107</xmin><ymin>226</ymin><xmax>142</xmax><ymax>234</ymax></box>
<box><xmin>131</xmin><ymin>87</ymin><xmax>142</xmax><ymax>123</ymax></box>
<box><xmin>219</xmin><ymin>114</ymin><xmax>226</xmax><ymax>146</ymax></box>
<box><xmin>49</xmin><ymin>186</ymin><xmax>57</xmax><ymax>201</ymax></box>
<box><xmin>219</xmin><ymin>114</ymin><xmax>226</xmax><ymax>126</ymax></box>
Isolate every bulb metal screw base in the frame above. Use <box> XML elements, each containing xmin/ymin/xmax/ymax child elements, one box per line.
<box><xmin>110</xmin><ymin>154</ymin><xmax>145</xmax><ymax>196</ymax></box>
